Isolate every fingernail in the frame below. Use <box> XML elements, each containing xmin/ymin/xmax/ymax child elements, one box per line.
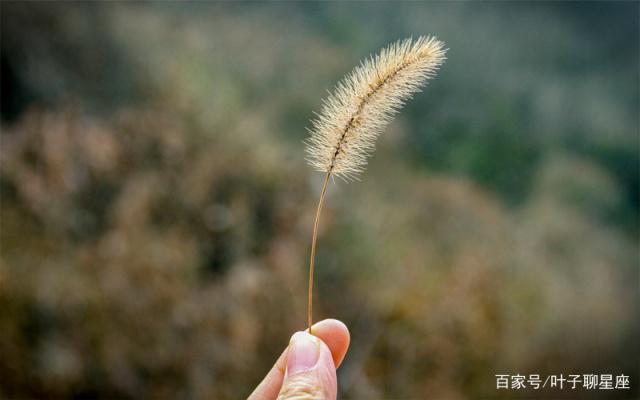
<box><xmin>287</xmin><ymin>332</ymin><xmax>320</xmax><ymax>375</ymax></box>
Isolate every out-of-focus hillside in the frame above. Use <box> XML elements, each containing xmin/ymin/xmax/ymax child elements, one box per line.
<box><xmin>1</xmin><ymin>2</ymin><xmax>638</xmax><ymax>399</ymax></box>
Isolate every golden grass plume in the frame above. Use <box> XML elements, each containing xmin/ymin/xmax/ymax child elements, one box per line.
<box><xmin>305</xmin><ymin>36</ymin><xmax>447</xmax><ymax>332</ymax></box>
<box><xmin>305</xmin><ymin>36</ymin><xmax>447</xmax><ymax>181</ymax></box>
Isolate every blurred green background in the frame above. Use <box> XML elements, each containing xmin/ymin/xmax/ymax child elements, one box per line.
<box><xmin>1</xmin><ymin>1</ymin><xmax>638</xmax><ymax>399</ymax></box>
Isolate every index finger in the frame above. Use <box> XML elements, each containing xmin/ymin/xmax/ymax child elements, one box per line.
<box><xmin>247</xmin><ymin>319</ymin><xmax>350</xmax><ymax>400</ymax></box>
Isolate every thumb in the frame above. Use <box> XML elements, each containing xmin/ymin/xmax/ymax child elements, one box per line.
<box><xmin>277</xmin><ymin>331</ymin><xmax>337</xmax><ymax>400</ymax></box>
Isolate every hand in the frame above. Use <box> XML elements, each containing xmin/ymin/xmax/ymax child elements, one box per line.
<box><xmin>248</xmin><ymin>319</ymin><xmax>350</xmax><ymax>400</ymax></box>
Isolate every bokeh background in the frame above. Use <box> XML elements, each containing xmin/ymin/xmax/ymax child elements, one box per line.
<box><xmin>1</xmin><ymin>1</ymin><xmax>638</xmax><ymax>399</ymax></box>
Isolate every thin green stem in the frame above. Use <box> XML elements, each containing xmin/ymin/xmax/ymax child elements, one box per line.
<box><xmin>308</xmin><ymin>172</ymin><xmax>331</xmax><ymax>334</ymax></box>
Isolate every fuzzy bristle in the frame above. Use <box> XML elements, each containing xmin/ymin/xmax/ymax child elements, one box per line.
<box><xmin>305</xmin><ymin>36</ymin><xmax>447</xmax><ymax>181</ymax></box>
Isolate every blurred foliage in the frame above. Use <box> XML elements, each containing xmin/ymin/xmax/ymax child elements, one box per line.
<box><xmin>1</xmin><ymin>1</ymin><xmax>638</xmax><ymax>399</ymax></box>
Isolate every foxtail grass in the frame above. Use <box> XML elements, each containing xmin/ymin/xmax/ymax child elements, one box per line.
<box><xmin>305</xmin><ymin>36</ymin><xmax>446</xmax><ymax>332</ymax></box>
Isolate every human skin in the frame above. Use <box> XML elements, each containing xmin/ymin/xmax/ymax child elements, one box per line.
<box><xmin>248</xmin><ymin>319</ymin><xmax>350</xmax><ymax>400</ymax></box>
